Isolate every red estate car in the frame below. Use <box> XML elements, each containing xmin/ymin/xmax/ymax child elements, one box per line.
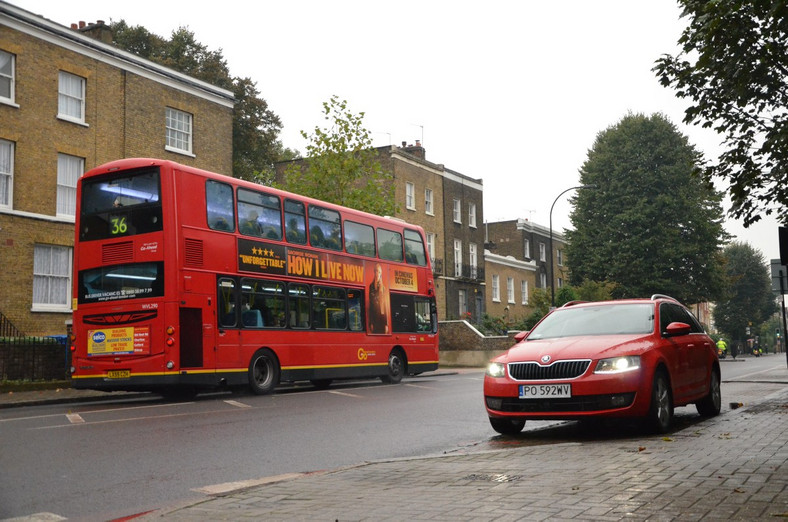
<box><xmin>484</xmin><ymin>295</ymin><xmax>721</xmax><ymax>435</ymax></box>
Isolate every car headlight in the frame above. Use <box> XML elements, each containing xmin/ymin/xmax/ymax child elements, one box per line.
<box><xmin>486</xmin><ymin>362</ymin><xmax>506</xmax><ymax>378</ymax></box>
<box><xmin>595</xmin><ymin>356</ymin><xmax>640</xmax><ymax>374</ymax></box>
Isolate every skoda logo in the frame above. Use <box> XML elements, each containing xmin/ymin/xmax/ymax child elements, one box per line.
<box><xmin>541</xmin><ymin>355</ymin><xmax>551</xmax><ymax>364</ymax></box>
<box><xmin>92</xmin><ymin>332</ymin><xmax>106</xmax><ymax>343</ymax></box>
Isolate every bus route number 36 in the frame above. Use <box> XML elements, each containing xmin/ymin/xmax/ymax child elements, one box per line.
<box><xmin>111</xmin><ymin>216</ymin><xmax>128</xmax><ymax>235</ymax></box>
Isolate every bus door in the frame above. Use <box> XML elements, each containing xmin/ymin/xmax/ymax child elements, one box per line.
<box><xmin>216</xmin><ymin>277</ymin><xmax>242</xmax><ymax>368</ymax></box>
<box><xmin>178</xmin><ymin>292</ymin><xmax>215</xmax><ymax>370</ymax></box>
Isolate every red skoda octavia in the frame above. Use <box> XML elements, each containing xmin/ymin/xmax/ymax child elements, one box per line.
<box><xmin>484</xmin><ymin>295</ymin><xmax>721</xmax><ymax>435</ymax></box>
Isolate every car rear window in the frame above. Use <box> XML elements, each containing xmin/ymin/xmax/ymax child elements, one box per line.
<box><xmin>528</xmin><ymin>303</ymin><xmax>654</xmax><ymax>340</ymax></box>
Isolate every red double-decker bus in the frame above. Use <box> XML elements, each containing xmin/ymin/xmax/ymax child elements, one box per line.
<box><xmin>70</xmin><ymin>158</ymin><xmax>438</xmax><ymax>394</ymax></box>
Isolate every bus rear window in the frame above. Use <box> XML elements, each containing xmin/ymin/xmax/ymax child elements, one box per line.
<box><xmin>78</xmin><ymin>262</ymin><xmax>164</xmax><ymax>304</ymax></box>
<box><xmin>80</xmin><ymin>168</ymin><xmax>162</xmax><ymax>241</ymax></box>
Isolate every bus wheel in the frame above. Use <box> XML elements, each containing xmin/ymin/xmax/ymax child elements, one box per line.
<box><xmin>248</xmin><ymin>349</ymin><xmax>279</xmax><ymax>395</ymax></box>
<box><xmin>381</xmin><ymin>348</ymin><xmax>406</xmax><ymax>384</ymax></box>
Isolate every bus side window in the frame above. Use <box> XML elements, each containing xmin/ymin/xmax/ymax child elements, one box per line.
<box><xmin>206</xmin><ymin>180</ymin><xmax>235</xmax><ymax>232</ymax></box>
<box><xmin>404</xmin><ymin>229</ymin><xmax>427</xmax><ymax>266</ymax></box>
<box><xmin>288</xmin><ymin>283</ymin><xmax>310</xmax><ymax>328</ymax></box>
<box><xmin>284</xmin><ymin>199</ymin><xmax>307</xmax><ymax>244</ymax></box>
<box><xmin>378</xmin><ymin>228</ymin><xmax>403</xmax><ymax>262</ymax></box>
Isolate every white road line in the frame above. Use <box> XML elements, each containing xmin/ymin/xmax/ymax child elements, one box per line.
<box><xmin>328</xmin><ymin>390</ymin><xmax>364</xmax><ymax>398</ymax></box>
<box><xmin>66</xmin><ymin>413</ymin><xmax>85</xmax><ymax>424</ymax></box>
<box><xmin>731</xmin><ymin>365</ymin><xmax>784</xmax><ymax>381</ymax></box>
<box><xmin>405</xmin><ymin>383</ymin><xmax>434</xmax><ymax>389</ymax></box>
<box><xmin>224</xmin><ymin>400</ymin><xmax>252</xmax><ymax>408</ymax></box>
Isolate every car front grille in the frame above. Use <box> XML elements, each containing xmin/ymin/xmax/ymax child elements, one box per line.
<box><xmin>508</xmin><ymin>360</ymin><xmax>591</xmax><ymax>381</ymax></box>
<box><xmin>487</xmin><ymin>393</ymin><xmax>636</xmax><ymax>413</ymax></box>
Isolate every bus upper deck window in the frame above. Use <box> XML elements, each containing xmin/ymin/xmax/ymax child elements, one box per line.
<box><xmin>206</xmin><ymin>180</ymin><xmax>234</xmax><ymax>232</ymax></box>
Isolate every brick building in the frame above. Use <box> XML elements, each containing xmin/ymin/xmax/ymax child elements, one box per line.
<box><xmin>0</xmin><ymin>2</ymin><xmax>234</xmax><ymax>335</ymax></box>
<box><xmin>380</xmin><ymin>143</ymin><xmax>486</xmax><ymax>322</ymax></box>
<box><xmin>486</xmin><ymin>218</ymin><xmax>569</xmax><ymax>308</ymax></box>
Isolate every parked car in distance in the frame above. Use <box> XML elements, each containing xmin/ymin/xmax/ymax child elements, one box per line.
<box><xmin>484</xmin><ymin>295</ymin><xmax>721</xmax><ymax>435</ymax></box>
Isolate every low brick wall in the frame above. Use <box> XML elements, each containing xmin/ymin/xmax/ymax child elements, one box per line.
<box><xmin>438</xmin><ymin>320</ymin><xmax>518</xmax><ymax>367</ymax></box>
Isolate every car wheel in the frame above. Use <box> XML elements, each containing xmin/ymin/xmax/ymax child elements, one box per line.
<box><xmin>248</xmin><ymin>349</ymin><xmax>279</xmax><ymax>395</ymax></box>
<box><xmin>647</xmin><ymin>370</ymin><xmax>673</xmax><ymax>433</ymax></box>
<box><xmin>696</xmin><ymin>368</ymin><xmax>721</xmax><ymax>417</ymax></box>
<box><xmin>489</xmin><ymin>417</ymin><xmax>526</xmax><ymax>435</ymax></box>
<box><xmin>380</xmin><ymin>349</ymin><xmax>405</xmax><ymax>384</ymax></box>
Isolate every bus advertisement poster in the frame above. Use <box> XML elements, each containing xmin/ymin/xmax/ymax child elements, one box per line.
<box><xmin>87</xmin><ymin>326</ymin><xmax>150</xmax><ymax>356</ymax></box>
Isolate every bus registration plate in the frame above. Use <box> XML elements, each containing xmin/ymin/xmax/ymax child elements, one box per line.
<box><xmin>107</xmin><ymin>370</ymin><xmax>130</xmax><ymax>379</ymax></box>
<box><xmin>519</xmin><ymin>384</ymin><xmax>571</xmax><ymax>399</ymax></box>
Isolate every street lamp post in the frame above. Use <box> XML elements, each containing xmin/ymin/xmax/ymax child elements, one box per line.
<box><xmin>549</xmin><ymin>184</ymin><xmax>596</xmax><ymax>307</ymax></box>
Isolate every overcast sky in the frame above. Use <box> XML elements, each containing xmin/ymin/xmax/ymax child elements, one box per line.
<box><xmin>14</xmin><ymin>0</ymin><xmax>783</xmax><ymax>262</ymax></box>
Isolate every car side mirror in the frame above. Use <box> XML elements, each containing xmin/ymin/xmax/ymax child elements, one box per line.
<box><xmin>664</xmin><ymin>321</ymin><xmax>691</xmax><ymax>337</ymax></box>
<box><xmin>514</xmin><ymin>331</ymin><xmax>529</xmax><ymax>343</ymax></box>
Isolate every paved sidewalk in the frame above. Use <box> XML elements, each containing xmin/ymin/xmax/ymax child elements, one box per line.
<box><xmin>131</xmin><ymin>370</ymin><xmax>788</xmax><ymax>521</ymax></box>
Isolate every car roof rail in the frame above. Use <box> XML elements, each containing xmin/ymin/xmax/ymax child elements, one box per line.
<box><xmin>650</xmin><ymin>294</ymin><xmax>679</xmax><ymax>302</ymax></box>
<box><xmin>560</xmin><ymin>300</ymin><xmax>588</xmax><ymax>308</ymax></box>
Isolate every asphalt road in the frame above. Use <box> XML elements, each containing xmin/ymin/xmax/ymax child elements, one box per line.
<box><xmin>0</xmin><ymin>356</ymin><xmax>782</xmax><ymax>521</ymax></box>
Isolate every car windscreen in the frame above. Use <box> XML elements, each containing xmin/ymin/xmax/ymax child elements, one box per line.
<box><xmin>527</xmin><ymin>303</ymin><xmax>654</xmax><ymax>340</ymax></box>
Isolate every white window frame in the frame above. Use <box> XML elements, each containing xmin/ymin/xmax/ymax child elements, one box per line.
<box><xmin>469</xmin><ymin>242</ymin><xmax>478</xmax><ymax>279</ymax></box>
<box><xmin>492</xmin><ymin>274</ymin><xmax>500</xmax><ymax>302</ymax></box>
<box><xmin>539</xmin><ymin>242</ymin><xmax>546</xmax><ymax>262</ymax></box>
<box><xmin>0</xmin><ymin>50</ymin><xmax>16</xmax><ymax>106</ymax></box>
<box><xmin>458</xmin><ymin>289</ymin><xmax>468</xmax><ymax>318</ymax></box>
<box><xmin>558</xmin><ymin>277</ymin><xmax>564</xmax><ymax>288</ymax></box>
<box><xmin>32</xmin><ymin>244</ymin><xmax>73</xmax><ymax>312</ymax></box>
<box><xmin>58</xmin><ymin>71</ymin><xmax>86</xmax><ymax>124</ymax></box>
<box><xmin>524</xmin><ymin>238</ymin><xmax>531</xmax><ymax>259</ymax></box>
<box><xmin>406</xmin><ymin>182</ymin><xmax>415</xmax><ymax>210</ymax></box>
<box><xmin>540</xmin><ymin>272</ymin><xmax>547</xmax><ymax>288</ymax></box>
<box><xmin>507</xmin><ymin>277</ymin><xmax>515</xmax><ymax>304</ymax></box>
<box><xmin>521</xmin><ymin>280</ymin><xmax>529</xmax><ymax>305</ymax></box>
<box><xmin>426</xmin><ymin>232</ymin><xmax>436</xmax><ymax>265</ymax></box>
<box><xmin>454</xmin><ymin>239</ymin><xmax>462</xmax><ymax>277</ymax></box>
<box><xmin>166</xmin><ymin>107</ymin><xmax>194</xmax><ymax>155</ymax></box>
<box><xmin>424</xmin><ymin>188</ymin><xmax>433</xmax><ymax>215</ymax></box>
<box><xmin>453</xmin><ymin>199</ymin><xmax>461</xmax><ymax>224</ymax></box>
<box><xmin>557</xmin><ymin>249</ymin><xmax>564</xmax><ymax>266</ymax></box>
<box><xmin>469</xmin><ymin>203</ymin><xmax>477</xmax><ymax>228</ymax></box>
<box><xmin>0</xmin><ymin>139</ymin><xmax>13</xmax><ymax>209</ymax></box>
<box><xmin>57</xmin><ymin>153</ymin><xmax>83</xmax><ymax>218</ymax></box>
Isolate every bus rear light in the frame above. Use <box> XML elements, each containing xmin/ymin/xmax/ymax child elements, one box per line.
<box><xmin>166</xmin><ymin>326</ymin><xmax>175</xmax><ymax>335</ymax></box>
<box><xmin>166</xmin><ymin>337</ymin><xmax>175</xmax><ymax>347</ymax></box>
<box><xmin>70</xmin><ymin>366</ymin><xmax>76</xmax><ymax>374</ymax></box>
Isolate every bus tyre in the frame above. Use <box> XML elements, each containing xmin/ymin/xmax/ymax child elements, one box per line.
<box><xmin>381</xmin><ymin>348</ymin><xmax>405</xmax><ymax>384</ymax></box>
<box><xmin>248</xmin><ymin>349</ymin><xmax>279</xmax><ymax>395</ymax></box>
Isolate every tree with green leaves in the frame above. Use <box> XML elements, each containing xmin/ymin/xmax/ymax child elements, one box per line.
<box><xmin>713</xmin><ymin>242</ymin><xmax>777</xmax><ymax>350</ymax></box>
<box><xmin>110</xmin><ymin>21</ymin><xmax>295</xmax><ymax>181</ymax></box>
<box><xmin>277</xmin><ymin>96</ymin><xmax>396</xmax><ymax>216</ymax></box>
<box><xmin>565</xmin><ymin>113</ymin><xmax>728</xmax><ymax>304</ymax></box>
<box><xmin>654</xmin><ymin>1</ymin><xmax>788</xmax><ymax>227</ymax></box>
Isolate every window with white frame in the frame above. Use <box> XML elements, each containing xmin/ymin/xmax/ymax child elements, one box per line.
<box><xmin>539</xmin><ymin>242</ymin><xmax>546</xmax><ymax>262</ymax></box>
<box><xmin>0</xmin><ymin>139</ymin><xmax>12</xmax><ymax>209</ymax></box>
<box><xmin>166</xmin><ymin>107</ymin><xmax>193</xmax><ymax>154</ymax></box>
<box><xmin>540</xmin><ymin>272</ymin><xmax>547</xmax><ymax>288</ymax></box>
<box><xmin>521</xmin><ymin>280</ymin><xmax>529</xmax><ymax>305</ymax></box>
<box><xmin>469</xmin><ymin>243</ymin><xmax>477</xmax><ymax>278</ymax></box>
<box><xmin>557</xmin><ymin>248</ymin><xmax>564</xmax><ymax>266</ymax></box>
<box><xmin>426</xmin><ymin>232</ymin><xmax>436</xmax><ymax>264</ymax></box>
<box><xmin>33</xmin><ymin>244</ymin><xmax>72</xmax><ymax>311</ymax></box>
<box><xmin>453</xmin><ymin>199</ymin><xmax>461</xmax><ymax>223</ymax></box>
<box><xmin>492</xmin><ymin>274</ymin><xmax>500</xmax><ymax>302</ymax></box>
<box><xmin>406</xmin><ymin>182</ymin><xmax>415</xmax><ymax>210</ymax></box>
<box><xmin>558</xmin><ymin>277</ymin><xmax>564</xmax><ymax>288</ymax></box>
<box><xmin>425</xmin><ymin>188</ymin><xmax>433</xmax><ymax>215</ymax></box>
<box><xmin>524</xmin><ymin>238</ymin><xmax>531</xmax><ymax>259</ymax></box>
<box><xmin>458</xmin><ymin>289</ymin><xmax>468</xmax><ymax>318</ymax></box>
<box><xmin>0</xmin><ymin>50</ymin><xmax>15</xmax><ymax>104</ymax></box>
<box><xmin>57</xmin><ymin>153</ymin><xmax>83</xmax><ymax>217</ymax></box>
<box><xmin>454</xmin><ymin>239</ymin><xmax>462</xmax><ymax>277</ymax></box>
<box><xmin>469</xmin><ymin>203</ymin><xmax>477</xmax><ymax>228</ymax></box>
<box><xmin>507</xmin><ymin>277</ymin><xmax>515</xmax><ymax>304</ymax></box>
<box><xmin>58</xmin><ymin>71</ymin><xmax>85</xmax><ymax>123</ymax></box>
